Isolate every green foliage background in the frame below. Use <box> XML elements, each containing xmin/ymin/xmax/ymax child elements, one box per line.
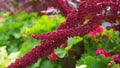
<box><xmin>0</xmin><ymin>12</ymin><xmax>65</xmax><ymax>68</ymax></box>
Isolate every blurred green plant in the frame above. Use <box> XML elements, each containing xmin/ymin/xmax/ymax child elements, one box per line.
<box><xmin>0</xmin><ymin>12</ymin><xmax>65</xmax><ymax>53</ymax></box>
<box><xmin>0</xmin><ymin>11</ymin><xmax>65</xmax><ymax>68</ymax></box>
<box><xmin>0</xmin><ymin>46</ymin><xmax>19</xmax><ymax>68</ymax></box>
<box><xmin>74</xmin><ymin>28</ymin><xmax>120</xmax><ymax>68</ymax></box>
<box><xmin>76</xmin><ymin>55</ymin><xmax>110</xmax><ymax>68</ymax></box>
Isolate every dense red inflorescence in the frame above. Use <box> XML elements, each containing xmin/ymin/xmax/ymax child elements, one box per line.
<box><xmin>32</xmin><ymin>16</ymin><xmax>102</xmax><ymax>40</ymax></box>
<box><xmin>52</xmin><ymin>0</ymin><xmax>72</xmax><ymax>17</ymax></box>
<box><xmin>57</xmin><ymin>9</ymin><xmax>80</xmax><ymax>29</ymax></box>
<box><xmin>7</xmin><ymin>0</ymin><xmax>120</xmax><ymax>68</ymax></box>
<box><xmin>48</xmin><ymin>51</ymin><xmax>59</xmax><ymax>62</ymax></box>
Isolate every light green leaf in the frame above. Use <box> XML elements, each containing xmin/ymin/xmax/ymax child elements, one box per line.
<box><xmin>55</xmin><ymin>47</ymin><xmax>67</xmax><ymax>58</ymax></box>
<box><xmin>67</xmin><ymin>37</ymin><xmax>74</xmax><ymax>46</ymax></box>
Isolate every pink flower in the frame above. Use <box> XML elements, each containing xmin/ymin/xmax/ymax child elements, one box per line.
<box><xmin>96</xmin><ymin>27</ymin><xmax>103</xmax><ymax>33</ymax></box>
<box><xmin>113</xmin><ymin>54</ymin><xmax>120</xmax><ymax>62</ymax></box>
<box><xmin>96</xmin><ymin>48</ymin><xmax>110</xmax><ymax>58</ymax></box>
<box><xmin>89</xmin><ymin>27</ymin><xmax>103</xmax><ymax>36</ymax></box>
<box><xmin>47</xmin><ymin>6</ymin><xmax>55</xmax><ymax>12</ymax></box>
<box><xmin>89</xmin><ymin>31</ymin><xmax>98</xmax><ymax>36</ymax></box>
<box><xmin>102</xmin><ymin>50</ymin><xmax>110</xmax><ymax>58</ymax></box>
<box><xmin>96</xmin><ymin>48</ymin><xmax>102</xmax><ymax>55</ymax></box>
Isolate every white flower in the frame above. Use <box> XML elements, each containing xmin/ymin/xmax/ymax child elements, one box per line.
<box><xmin>76</xmin><ymin>65</ymin><xmax>87</xmax><ymax>68</ymax></box>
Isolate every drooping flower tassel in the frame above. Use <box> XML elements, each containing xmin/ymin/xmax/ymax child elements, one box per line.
<box><xmin>52</xmin><ymin>0</ymin><xmax>72</xmax><ymax>16</ymax></box>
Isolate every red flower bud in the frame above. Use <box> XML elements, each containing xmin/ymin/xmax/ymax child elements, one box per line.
<box><xmin>96</xmin><ymin>48</ymin><xmax>110</xmax><ymax>58</ymax></box>
<box><xmin>102</xmin><ymin>34</ymin><xmax>108</xmax><ymax>38</ymax></box>
<box><xmin>93</xmin><ymin>38</ymin><xmax>98</xmax><ymax>42</ymax></box>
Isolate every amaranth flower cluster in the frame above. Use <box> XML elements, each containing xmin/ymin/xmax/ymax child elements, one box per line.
<box><xmin>7</xmin><ymin>0</ymin><xmax>120</xmax><ymax>68</ymax></box>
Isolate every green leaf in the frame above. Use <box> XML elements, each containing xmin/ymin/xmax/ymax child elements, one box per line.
<box><xmin>65</xmin><ymin>37</ymin><xmax>83</xmax><ymax>51</ymax></box>
<box><xmin>67</xmin><ymin>37</ymin><xmax>74</xmax><ymax>46</ymax></box>
<box><xmin>12</xmin><ymin>33</ymin><xmax>21</xmax><ymax>39</ymax></box>
<box><xmin>65</xmin><ymin>37</ymin><xmax>74</xmax><ymax>51</ymax></box>
<box><xmin>73</xmin><ymin>36</ymin><xmax>83</xmax><ymax>44</ymax></box>
<box><xmin>108</xmin><ymin>29</ymin><xmax>114</xmax><ymax>37</ymax></box>
<box><xmin>102</xmin><ymin>28</ymin><xmax>107</xmax><ymax>35</ymax></box>
<box><xmin>41</xmin><ymin>60</ymin><xmax>54</xmax><ymax>68</ymax></box>
<box><xmin>65</xmin><ymin>45</ymin><xmax>72</xmax><ymax>51</ymax></box>
<box><xmin>55</xmin><ymin>47</ymin><xmax>67</xmax><ymax>58</ymax></box>
<box><xmin>76</xmin><ymin>55</ymin><xmax>110</xmax><ymax>68</ymax></box>
<box><xmin>84</xmin><ymin>56</ymin><xmax>98</xmax><ymax>68</ymax></box>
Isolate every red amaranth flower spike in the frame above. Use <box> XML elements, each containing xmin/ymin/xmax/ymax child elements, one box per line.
<box><xmin>52</xmin><ymin>0</ymin><xmax>72</xmax><ymax>16</ymax></box>
<box><xmin>32</xmin><ymin>16</ymin><xmax>102</xmax><ymax>40</ymax></box>
<box><xmin>7</xmin><ymin>0</ymin><xmax>120</xmax><ymax>68</ymax></box>
<box><xmin>78</xmin><ymin>0</ymin><xmax>120</xmax><ymax>19</ymax></box>
<box><xmin>57</xmin><ymin>9</ymin><xmax>80</xmax><ymax>30</ymax></box>
<box><xmin>7</xmin><ymin>39</ymin><xmax>67</xmax><ymax>68</ymax></box>
<box><xmin>48</xmin><ymin>51</ymin><xmax>59</xmax><ymax>62</ymax></box>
